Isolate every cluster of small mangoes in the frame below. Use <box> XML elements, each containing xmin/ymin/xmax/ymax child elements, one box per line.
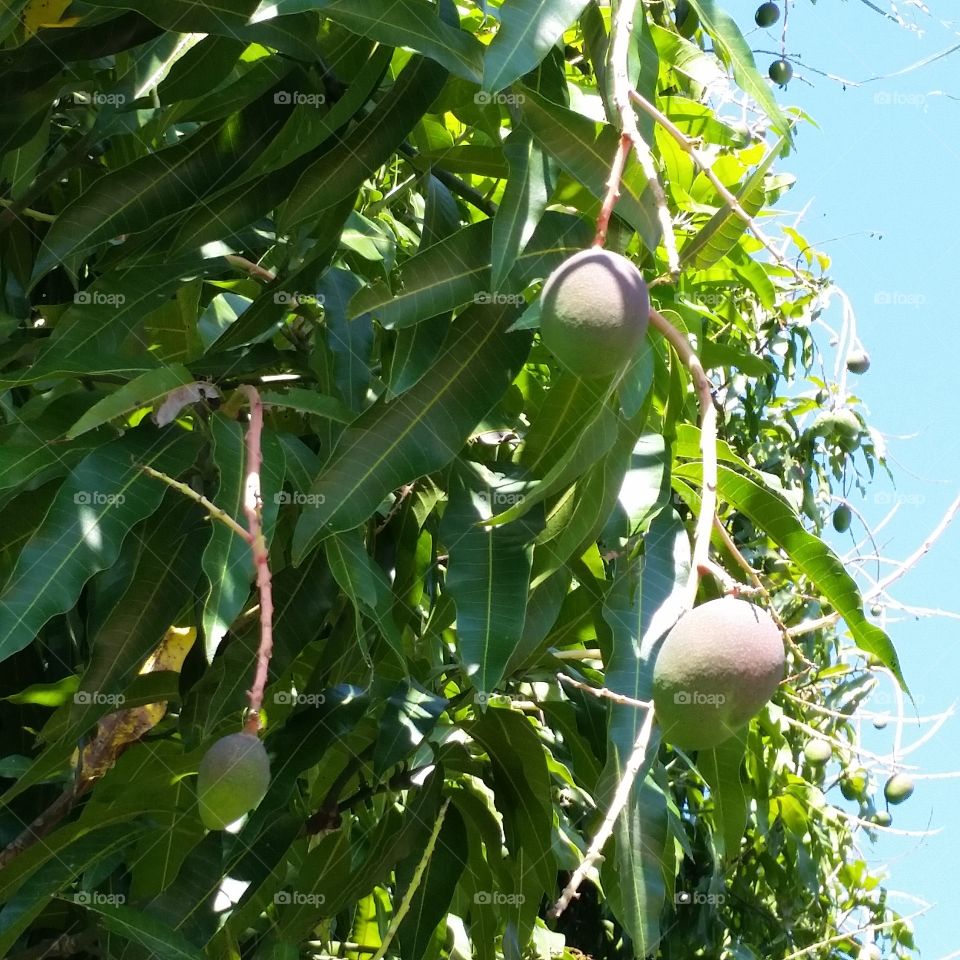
<box><xmin>805</xmin><ymin>735</ymin><xmax>916</xmax><ymax>827</ymax></box>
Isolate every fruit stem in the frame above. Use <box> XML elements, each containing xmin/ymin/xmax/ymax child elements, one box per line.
<box><xmin>598</xmin><ymin>0</ymin><xmax>680</xmax><ymax>276</ymax></box>
<box><xmin>647</xmin><ymin>308</ymin><xmax>717</xmax><ymax>607</ymax></box>
<box><xmin>627</xmin><ymin>89</ymin><xmax>812</xmax><ymax>288</ymax></box>
<box><xmin>237</xmin><ymin>384</ymin><xmax>275</xmax><ymax>733</ymax></box>
<box><xmin>593</xmin><ymin>133</ymin><xmax>631</xmax><ymax>248</ymax></box>
<box><xmin>549</xmin><ymin>704</ymin><xmax>656</xmax><ymax>919</ymax></box>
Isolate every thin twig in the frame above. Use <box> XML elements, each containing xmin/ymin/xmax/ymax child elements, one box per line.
<box><xmin>593</xmin><ymin>134</ymin><xmax>632</xmax><ymax>248</ymax></box>
<box><xmin>549</xmin><ymin>703</ymin><xmax>656</xmax><ymax>919</ymax></box>
<box><xmin>224</xmin><ymin>254</ymin><xmax>276</xmax><ymax>283</ymax></box>
<box><xmin>558</xmin><ymin>673</ymin><xmax>652</xmax><ymax>709</ymax></box>
<box><xmin>137</xmin><ymin>464</ymin><xmax>251</xmax><ymax>541</ymax></box>
<box><xmin>0</xmin><ymin>784</ymin><xmax>82</xmax><ymax>870</ymax></box>
<box><xmin>780</xmin><ymin>907</ymin><xmax>929</xmax><ymax>960</ymax></box>
<box><xmin>370</xmin><ymin>798</ymin><xmax>450</xmax><ymax>960</ymax></box>
<box><xmin>607</xmin><ymin>0</ymin><xmax>679</xmax><ymax>274</ymax></box>
<box><xmin>628</xmin><ymin>89</ymin><xmax>809</xmax><ymax>285</ymax></box>
<box><xmin>237</xmin><ymin>385</ymin><xmax>275</xmax><ymax>733</ymax></box>
<box><xmin>0</xmin><ymin>198</ymin><xmax>56</xmax><ymax>223</ymax></box>
<box><xmin>648</xmin><ymin>308</ymin><xmax>716</xmax><ymax>607</ymax></box>
<box><xmin>788</xmin><ymin>492</ymin><xmax>960</xmax><ymax>638</ymax></box>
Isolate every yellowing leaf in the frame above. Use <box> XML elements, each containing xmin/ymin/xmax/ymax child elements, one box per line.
<box><xmin>23</xmin><ymin>0</ymin><xmax>73</xmax><ymax>35</ymax></box>
<box><xmin>77</xmin><ymin>627</ymin><xmax>197</xmax><ymax>781</ymax></box>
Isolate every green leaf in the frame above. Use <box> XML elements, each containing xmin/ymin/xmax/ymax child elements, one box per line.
<box><xmin>209</xmin><ymin>198</ymin><xmax>355</xmax><ymax>350</ymax></box>
<box><xmin>292</xmin><ymin>302</ymin><xmax>531</xmax><ymax>554</ymax></box>
<box><xmin>317</xmin><ymin>0</ymin><xmax>483</xmax><ymax>82</ymax></box>
<box><xmin>350</xmin><ymin>211</ymin><xmax>593</xmax><ymax>329</ymax></box>
<box><xmin>482</xmin><ymin>0</ymin><xmax>590</xmax><ymax>93</ymax></box>
<box><xmin>385</xmin><ymin>174</ymin><xmax>461</xmax><ymax>398</ymax></box>
<box><xmin>0</xmin><ymin>823</ymin><xmax>154</xmax><ymax>954</ymax></box>
<box><xmin>699</xmin><ymin>732</ymin><xmax>749</xmax><ymax>861</ymax></box>
<box><xmin>243</xmin><ymin>42</ymin><xmax>394</xmax><ymax>182</ymax></box>
<box><xmin>324</xmin><ymin>528</ymin><xmax>403</xmax><ymax>657</ymax></box>
<box><xmin>684</xmin><ymin>0</ymin><xmax>793</xmax><ymax>144</ymax></box>
<box><xmin>32</xmin><ymin>100</ymin><xmax>287</xmax><ymax>280</ymax></box>
<box><xmin>395</xmin><ymin>805</ymin><xmax>468</xmax><ymax>960</ymax></box>
<box><xmin>519</xmin><ymin>86</ymin><xmax>660</xmax><ymax>250</ymax></box>
<box><xmin>441</xmin><ymin>465</ymin><xmax>535</xmax><ymax>697</ymax></box>
<box><xmin>598</xmin><ymin>511</ymin><xmax>690</xmax><ymax>955</ymax></box>
<box><xmin>64</xmin><ymin>365</ymin><xmax>193</xmax><ymax>439</ymax></box>
<box><xmin>680</xmin><ymin>140</ymin><xmax>782</xmax><ymax>269</ymax></box>
<box><xmin>68</xmin><ymin>899</ymin><xmax>205</xmax><ymax>960</ymax></box>
<box><xmin>485</xmin><ymin>403</ymin><xmax>620</xmax><ymax>527</ymax></box>
<box><xmin>467</xmin><ymin>707</ymin><xmax>556</xmax><ymax>943</ymax></box>
<box><xmin>281</xmin><ymin>55</ymin><xmax>450</xmax><ymax>233</ymax></box>
<box><xmin>319</xmin><ymin>268</ymin><xmax>374</xmax><ymax>412</ymax></box>
<box><xmin>201</xmin><ymin>415</ymin><xmax>284</xmax><ymax>660</ymax></box>
<box><xmin>491</xmin><ymin>128</ymin><xmax>553</xmax><ymax>291</ymax></box>
<box><xmin>373</xmin><ymin>681</ymin><xmax>448</xmax><ymax>776</ymax></box>
<box><xmin>0</xmin><ymin>426</ymin><xmax>200</xmax><ymax>664</ymax></box>
<box><xmin>349</xmin><ymin>220</ymin><xmax>492</xmax><ymax>329</ymax></box>
<box><xmin>673</xmin><ymin>461</ymin><xmax>905</xmax><ymax>684</ymax></box>
<box><xmin>260</xmin><ymin>388</ymin><xmax>353</xmax><ymax>424</ymax></box>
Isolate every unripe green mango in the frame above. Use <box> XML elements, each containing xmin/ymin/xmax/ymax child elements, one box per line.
<box><xmin>197</xmin><ymin>732</ymin><xmax>271</xmax><ymax>829</ymax></box>
<box><xmin>652</xmin><ymin>597</ymin><xmax>785</xmax><ymax>750</ymax></box>
<box><xmin>539</xmin><ymin>248</ymin><xmax>649</xmax><ymax>379</ymax></box>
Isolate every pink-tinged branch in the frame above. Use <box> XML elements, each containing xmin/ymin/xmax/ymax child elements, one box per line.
<box><xmin>594</xmin><ymin>133</ymin><xmax>632</xmax><ymax>248</ymax></box>
<box><xmin>237</xmin><ymin>384</ymin><xmax>275</xmax><ymax>733</ymax></box>
<box><xmin>591</xmin><ymin>0</ymin><xmax>678</xmax><ymax>275</ymax></box>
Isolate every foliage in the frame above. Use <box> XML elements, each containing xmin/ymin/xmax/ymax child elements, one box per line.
<box><xmin>0</xmin><ymin>1</ymin><xmax>919</xmax><ymax>958</ymax></box>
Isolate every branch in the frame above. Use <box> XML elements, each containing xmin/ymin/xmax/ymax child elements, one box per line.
<box><xmin>137</xmin><ymin>464</ymin><xmax>251</xmax><ymax>541</ymax></box>
<box><xmin>593</xmin><ymin>134</ymin><xmax>632</xmax><ymax>248</ymax></box>
<box><xmin>628</xmin><ymin>89</ymin><xmax>810</xmax><ymax>286</ymax></box>
<box><xmin>0</xmin><ymin>198</ymin><xmax>56</xmax><ymax>223</ymax></box>
<box><xmin>237</xmin><ymin>385</ymin><xmax>275</xmax><ymax>733</ymax></box>
<box><xmin>648</xmin><ymin>308</ymin><xmax>716</xmax><ymax>607</ymax></box>
<box><xmin>370</xmin><ymin>798</ymin><xmax>450</xmax><ymax>960</ymax></box>
<box><xmin>549</xmin><ymin>704</ymin><xmax>656</xmax><ymax>919</ymax></box>
<box><xmin>558</xmin><ymin>673</ymin><xmax>652</xmax><ymax>710</ymax></box>
<box><xmin>787</xmin><ymin>492</ymin><xmax>960</xmax><ymax>638</ymax></box>
<box><xmin>600</xmin><ymin>0</ymin><xmax>679</xmax><ymax>275</ymax></box>
<box><xmin>0</xmin><ymin>783</ymin><xmax>84</xmax><ymax>870</ymax></box>
<box><xmin>224</xmin><ymin>254</ymin><xmax>276</xmax><ymax>283</ymax></box>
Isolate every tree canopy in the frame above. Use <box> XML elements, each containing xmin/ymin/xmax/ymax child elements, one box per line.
<box><xmin>0</xmin><ymin>2</ymin><xmax>925</xmax><ymax>958</ymax></box>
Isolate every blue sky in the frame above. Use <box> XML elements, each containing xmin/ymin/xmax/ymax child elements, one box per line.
<box><xmin>747</xmin><ymin>2</ymin><xmax>960</xmax><ymax>954</ymax></box>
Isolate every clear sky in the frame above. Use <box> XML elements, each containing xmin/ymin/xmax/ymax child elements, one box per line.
<box><xmin>747</xmin><ymin>2</ymin><xmax>959</xmax><ymax>954</ymax></box>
